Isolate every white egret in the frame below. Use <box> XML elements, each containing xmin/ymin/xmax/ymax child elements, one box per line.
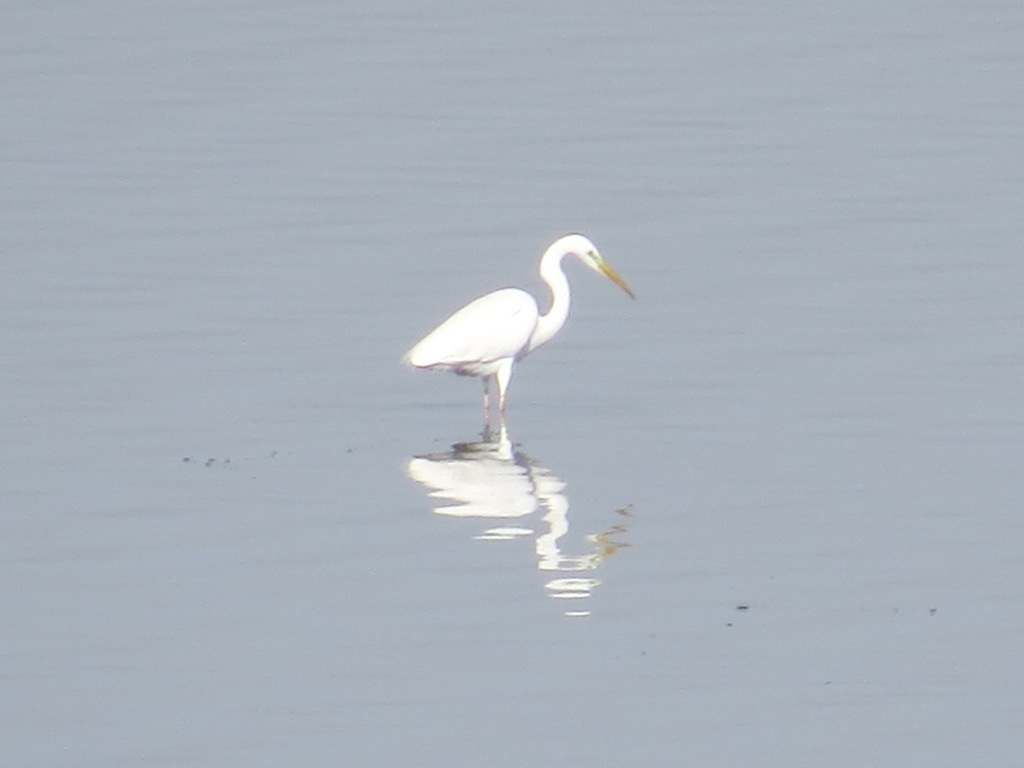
<box><xmin>404</xmin><ymin>234</ymin><xmax>634</xmax><ymax>420</ymax></box>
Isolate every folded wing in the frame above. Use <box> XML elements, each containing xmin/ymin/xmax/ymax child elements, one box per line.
<box><xmin>405</xmin><ymin>288</ymin><xmax>540</xmax><ymax>373</ymax></box>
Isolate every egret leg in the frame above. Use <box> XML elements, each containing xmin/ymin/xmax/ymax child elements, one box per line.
<box><xmin>495</xmin><ymin>359</ymin><xmax>514</xmax><ymax>415</ymax></box>
<box><xmin>481</xmin><ymin>378</ymin><xmax>491</xmax><ymax>428</ymax></box>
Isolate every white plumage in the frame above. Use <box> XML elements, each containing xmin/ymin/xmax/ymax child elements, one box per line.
<box><xmin>404</xmin><ymin>234</ymin><xmax>634</xmax><ymax>421</ymax></box>
<box><xmin>405</xmin><ymin>288</ymin><xmax>538</xmax><ymax>375</ymax></box>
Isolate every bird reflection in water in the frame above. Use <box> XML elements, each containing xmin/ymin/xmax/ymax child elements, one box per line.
<box><xmin>405</xmin><ymin>426</ymin><xmax>631</xmax><ymax>617</ymax></box>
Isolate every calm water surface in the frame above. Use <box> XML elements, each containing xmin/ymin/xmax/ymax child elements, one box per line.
<box><xmin>2</xmin><ymin>1</ymin><xmax>1023</xmax><ymax>766</ymax></box>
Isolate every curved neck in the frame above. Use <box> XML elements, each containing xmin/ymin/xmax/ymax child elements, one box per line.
<box><xmin>527</xmin><ymin>247</ymin><xmax>571</xmax><ymax>352</ymax></box>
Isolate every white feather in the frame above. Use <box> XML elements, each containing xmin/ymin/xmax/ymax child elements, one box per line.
<box><xmin>405</xmin><ymin>288</ymin><xmax>538</xmax><ymax>375</ymax></box>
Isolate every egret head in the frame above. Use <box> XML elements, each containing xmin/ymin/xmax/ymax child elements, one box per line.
<box><xmin>559</xmin><ymin>233</ymin><xmax>636</xmax><ymax>299</ymax></box>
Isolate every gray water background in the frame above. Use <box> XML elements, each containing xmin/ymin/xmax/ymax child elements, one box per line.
<box><xmin>3</xmin><ymin>1</ymin><xmax>1023</xmax><ymax>765</ymax></box>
